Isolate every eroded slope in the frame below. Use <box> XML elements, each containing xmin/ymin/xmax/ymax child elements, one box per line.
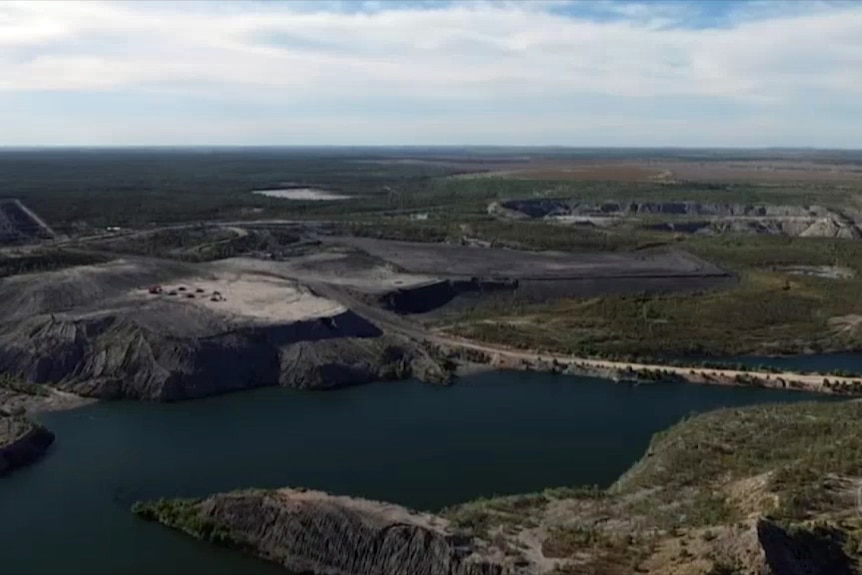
<box><xmin>134</xmin><ymin>488</ymin><xmax>516</xmax><ymax>575</ymax></box>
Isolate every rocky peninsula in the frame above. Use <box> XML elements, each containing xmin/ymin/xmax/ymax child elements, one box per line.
<box><xmin>133</xmin><ymin>488</ymin><xmax>516</xmax><ymax>575</ymax></box>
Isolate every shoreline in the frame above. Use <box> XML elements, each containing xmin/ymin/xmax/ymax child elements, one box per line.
<box><xmin>4</xmin><ymin>341</ymin><xmax>858</xmax><ymax>423</ymax></box>
<box><xmin>438</xmin><ymin>335</ymin><xmax>862</xmax><ymax>396</ymax></box>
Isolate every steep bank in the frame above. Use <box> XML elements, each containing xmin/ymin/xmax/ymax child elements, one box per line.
<box><xmin>0</xmin><ymin>413</ymin><xmax>54</xmax><ymax>475</ymax></box>
<box><xmin>0</xmin><ymin>310</ymin><xmax>448</xmax><ymax>400</ymax></box>
<box><xmin>377</xmin><ymin>278</ymin><xmax>517</xmax><ymax>315</ymax></box>
<box><xmin>133</xmin><ymin>488</ymin><xmax>517</xmax><ymax>575</ymax></box>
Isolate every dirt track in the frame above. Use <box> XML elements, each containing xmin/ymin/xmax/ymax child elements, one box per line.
<box><xmin>435</xmin><ymin>334</ymin><xmax>862</xmax><ymax>395</ymax></box>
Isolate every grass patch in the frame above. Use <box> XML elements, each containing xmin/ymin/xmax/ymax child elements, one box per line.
<box><xmin>442</xmin><ymin>493</ymin><xmax>549</xmax><ymax>537</ymax></box>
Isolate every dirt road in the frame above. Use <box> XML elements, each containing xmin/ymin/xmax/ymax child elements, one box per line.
<box><xmin>435</xmin><ymin>334</ymin><xmax>862</xmax><ymax>394</ymax></box>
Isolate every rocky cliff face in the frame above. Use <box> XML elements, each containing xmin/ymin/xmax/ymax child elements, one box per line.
<box><xmin>0</xmin><ymin>413</ymin><xmax>54</xmax><ymax>475</ymax></box>
<box><xmin>134</xmin><ymin>488</ymin><xmax>517</xmax><ymax>575</ymax></box>
<box><xmin>0</xmin><ymin>309</ymin><xmax>445</xmax><ymax>400</ymax></box>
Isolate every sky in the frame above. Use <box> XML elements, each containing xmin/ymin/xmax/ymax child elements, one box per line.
<box><xmin>1</xmin><ymin>0</ymin><xmax>862</xmax><ymax>148</ymax></box>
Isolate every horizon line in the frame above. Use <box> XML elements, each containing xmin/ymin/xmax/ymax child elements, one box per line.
<box><xmin>1</xmin><ymin>145</ymin><xmax>860</xmax><ymax>152</ymax></box>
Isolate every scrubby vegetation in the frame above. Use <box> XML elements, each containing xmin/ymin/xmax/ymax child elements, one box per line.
<box><xmin>132</xmin><ymin>498</ymin><xmax>251</xmax><ymax>550</ymax></box>
<box><xmin>446</xmin><ymin>234</ymin><xmax>862</xmax><ymax>359</ymax></box>
<box><xmin>616</xmin><ymin>401</ymin><xmax>862</xmax><ymax>521</ymax></box>
<box><xmin>441</xmin><ymin>400</ymin><xmax>862</xmax><ymax>573</ymax></box>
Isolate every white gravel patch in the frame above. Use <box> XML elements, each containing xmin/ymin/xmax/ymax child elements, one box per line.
<box><xmin>252</xmin><ymin>189</ymin><xmax>351</xmax><ymax>201</ymax></box>
<box><xmin>143</xmin><ymin>273</ymin><xmax>345</xmax><ymax>324</ymax></box>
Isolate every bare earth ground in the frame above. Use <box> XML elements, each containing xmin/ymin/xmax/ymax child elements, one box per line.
<box><xmin>137</xmin><ymin>261</ymin><xmax>346</xmax><ymax>325</ymax></box>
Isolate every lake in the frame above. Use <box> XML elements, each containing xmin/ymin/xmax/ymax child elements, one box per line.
<box><xmin>677</xmin><ymin>352</ymin><xmax>862</xmax><ymax>375</ymax></box>
<box><xmin>0</xmin><ymin>370</ymin><xmax>836</xmax><ymax>575</ymax></box>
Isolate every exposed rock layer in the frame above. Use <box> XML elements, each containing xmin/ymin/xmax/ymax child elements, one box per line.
<box><xmin>134</xmin><ymin>488</ymin><xmax>515</xmax><ymax>575</ymax></box>
<box><xmin>490</xmin><ymin>199</ymin><xmax>862</xmax><ymax>239</ymax></box>
<box><xmin>0</xmin><ymin>311</ymin><xmax>443</xmax><ymax>400</ymax></box>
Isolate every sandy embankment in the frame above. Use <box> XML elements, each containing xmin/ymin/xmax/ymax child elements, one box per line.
<box><xmin>437</xmin><ymin>335</ymin><xmax>862</xmax><ymax>395</ymax></box>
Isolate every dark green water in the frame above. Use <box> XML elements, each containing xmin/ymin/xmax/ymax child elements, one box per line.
<box><xmin>705</xmin><ymin>353</ymin><xmax>862</xmax><ymax>375</ymax></box>
<box><xmin>0</xmin><ymin>370</ymin><xmax>835</xmax><ymax>575</ymax></box>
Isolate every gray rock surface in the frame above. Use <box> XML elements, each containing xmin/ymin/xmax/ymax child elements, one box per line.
<box><xmin>136</xmin><ymin>488</ymin><xmax>516</xmax><ymax>575</ymax></box>
<box><xmin>0</xmin><ymin>311</ymin><xmax>443</xmax><ymax>400</ymax></box>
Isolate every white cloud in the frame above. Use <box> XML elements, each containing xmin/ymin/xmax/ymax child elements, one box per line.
<box><xmin>0</xmin><ymin>0</ymin><xmax>861</xmax><ymax>145</ymax></box>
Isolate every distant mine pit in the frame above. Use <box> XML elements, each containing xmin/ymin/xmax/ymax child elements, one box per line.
<box><xmin>490</xmin><ymin>199</ymin><xmax>862</xmax><ymax>239</ymax></box>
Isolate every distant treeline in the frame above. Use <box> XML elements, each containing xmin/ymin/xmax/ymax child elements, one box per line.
<box><xmin>0</xmin><ymin>150</ymin><xmax>460</xmax><ymax>231</ymax></box>
<box><xmin>5</xmin><ymin>149</ymin><xmax>854</xmax><ymax>235</ymax></box>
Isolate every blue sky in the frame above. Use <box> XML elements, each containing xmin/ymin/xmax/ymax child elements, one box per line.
<box><xmin>1</xmin><ymin>0</ymin><xmax>861</xmax><ymax>147</ymax></box>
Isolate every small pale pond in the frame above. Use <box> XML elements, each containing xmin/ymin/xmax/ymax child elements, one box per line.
<box><xmin>251</xmin><ymin>188</ymin><xmax>351</xmax><ymax>200</ymax></box>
